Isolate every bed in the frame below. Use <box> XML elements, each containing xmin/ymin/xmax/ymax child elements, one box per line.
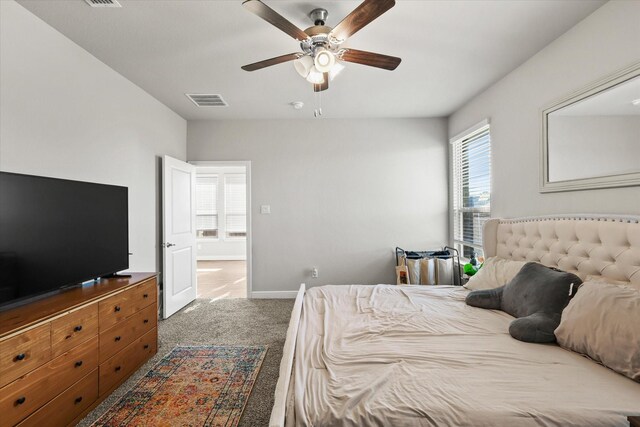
<box><xmin>270</xmin><ymin>215</ymin><xmax>640</xmax><ymax>427</ymax></box>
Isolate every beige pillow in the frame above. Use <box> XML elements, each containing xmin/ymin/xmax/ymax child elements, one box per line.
<box><xmin>555</xmin><ymin>281</ymin><xmax>640</xmax><ymax>382</ymax></box>
<box><xmin>464</xmin><ymin>257</ymin><xmax>527</xmax><ymax>290</ymax></box>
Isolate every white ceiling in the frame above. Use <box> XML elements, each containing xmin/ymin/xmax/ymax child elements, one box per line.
<box><xmin>17</xmin><ymin>0</ymin><xmax>605</xmax><ymax>120</ymax></box>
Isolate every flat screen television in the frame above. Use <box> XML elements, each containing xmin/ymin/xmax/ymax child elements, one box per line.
<box><xmin>0</xmin><ymin>172</ymin><xmax>129</xmax><ymax>308</ymax></box>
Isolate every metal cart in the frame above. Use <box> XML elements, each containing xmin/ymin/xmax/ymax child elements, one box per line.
<box><xmin>395</xmin><ymin>246</ymin><xmax>462</xmax><ymax>286</ymax></box>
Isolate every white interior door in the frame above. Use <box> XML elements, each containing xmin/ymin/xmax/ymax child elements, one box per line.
<box><xmin>162</xmin><ymin>155</ymin><xmax>197</xmax><ymax>318</ymax></box>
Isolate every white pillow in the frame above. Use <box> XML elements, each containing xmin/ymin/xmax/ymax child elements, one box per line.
<box><xmin>555</xmin><ymin>281</ymin><xmax>640</xmax><ymax>382</ymax></box>
<box><xmin>464</xmin><ymin>257</ymin><xmax>527</xmax><ymax>290</ymax></box>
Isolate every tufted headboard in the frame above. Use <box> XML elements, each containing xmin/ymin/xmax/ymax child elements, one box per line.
<box><xmin>482</xmin><ymin>215</ymin><xmax>640</xmax><ymax>286</ymax></box>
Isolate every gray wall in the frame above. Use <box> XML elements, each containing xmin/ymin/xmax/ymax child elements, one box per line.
<box><xmin>449</xmin><ymin>0</ymin><xmax>640</xmax><ymax>217</ymax></box>
<box><xmin>188</xmin><ymin>119</ymin><xmax>448</xmax><ymax>293</ymax></box>
<box><xmin>0</xmin><ymin>1</ymin><xmax>187</xmax><ymax>273</ymax></box>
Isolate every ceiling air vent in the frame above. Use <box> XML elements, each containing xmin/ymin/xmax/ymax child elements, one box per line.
<box><xmin>85</xmin><ymin>0</ymin><xmax>122</xmax><ymax>7</ymax></box>
<box><xmin>186</xmin><ymin>94</ymin><xmax>228</xmax><ymax>108</ymax></box>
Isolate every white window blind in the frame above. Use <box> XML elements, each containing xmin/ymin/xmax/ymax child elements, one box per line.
<box><xmin>452</xmin><ymin>126</ymin><xmax>491</xmax><ymax>258</ymax></box>
<box><xmin>195</xmin><ymin>175</ymin><xmax>218</xmax><ymax>238</ymax></box>
<box><xmin>224</xmin><ymin>174</ymin><xmax>246</xmax><ymax>238</ymax></box>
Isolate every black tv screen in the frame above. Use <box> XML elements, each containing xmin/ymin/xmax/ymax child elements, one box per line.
<box><xmin>0</xmin><ymin>172</ymin><xmax>128</xmax><ymax>307</ymax></box>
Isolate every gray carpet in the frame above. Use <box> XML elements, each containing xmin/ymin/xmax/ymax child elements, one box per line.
<box><xmin>78</xmin><ymin>298</ymin><xmax>294</xmax><ymax>427</ymax></box>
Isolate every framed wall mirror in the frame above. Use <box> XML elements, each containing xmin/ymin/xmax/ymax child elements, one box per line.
<box><xmin>541</xmin><ymin>62</ymin><xmax>640</xmax><ymax>193</ymax></box>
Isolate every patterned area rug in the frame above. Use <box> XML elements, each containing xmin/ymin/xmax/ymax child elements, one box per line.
<box><xmin>93</xmin><ymin>345</ymin><xmax>268</xmax><ymax>427</ymax></box>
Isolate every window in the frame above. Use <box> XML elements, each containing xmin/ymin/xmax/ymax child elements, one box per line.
<box><xmin>224</xmin><ymin>174</ymin><xmax>247</xmax><ymax>238</ymax></box>
<box><xmin>195</xmin><ymin>171</ymin><xmax>246</xmax><ymax>240</ymax></box>
<box><xmin>451</xmin><ymin>123</ymin><xmax>491</xmax><ymax>259</ymax></box>
<box><xmin>195</xmin><ymin>175</ymin><xmax>218</xmax><ymax>238</ymax></box>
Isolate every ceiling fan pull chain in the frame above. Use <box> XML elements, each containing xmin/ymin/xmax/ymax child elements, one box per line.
<box><xmin>314</xmin><ymin>91</ymin><xmax>319</xmax><ymax>117</ymax></box>
<box><xmin>313</xmin><ymin>91</ymin><xmax>323</xmax><ymax>118</ymax></box>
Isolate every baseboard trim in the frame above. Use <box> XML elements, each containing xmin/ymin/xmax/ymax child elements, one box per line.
<box><xmin>251</xmin><ymin>291</ymin><xmax>298</xmax><ymax>299</ymax></box>
<box><xmin>197</xmin><ymin>256</ymin><xmax>246</xmax><ymax>261</ymax></box>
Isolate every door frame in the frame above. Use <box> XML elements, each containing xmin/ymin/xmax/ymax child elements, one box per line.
<box><xmin>189</xmin><ymin>160</ymin><xmax>252</xmax><ymax>298</ymax></box>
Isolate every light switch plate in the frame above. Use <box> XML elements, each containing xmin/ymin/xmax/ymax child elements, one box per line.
<box><xmin>261</xmin><ymin>205</ymin><xmax>271</xmax><ymax>214</ymax></box>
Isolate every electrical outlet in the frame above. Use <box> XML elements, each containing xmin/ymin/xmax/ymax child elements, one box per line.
<box><xmin>311</xmin><ymin>267</ymin><xmax>319</xmax><ymax>278</ymax></box>
<box><xmin>261</xmin><ymin>205</ymin><xmax>271</xmax><ymax>214</ymax></box>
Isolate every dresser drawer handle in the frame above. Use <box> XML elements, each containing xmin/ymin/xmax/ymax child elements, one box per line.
<box><xmin>114</xmin><ymin>306</ymin><xmax>121</xmax><ymax>312</ymax></box>
<box><xmin>144</xmin><ymin>344</ymin><xmax>149</xmax><ymax>349</ymax></box>
<box><xmin>143</xmin><ymin>293</ymin><xmax>149</xmax><ymax>298</ymax></box>
<box><xmin>115</xmin><ymin>336</ymin><xmax>121</xmax><ymax>342</ymax></box>
<box><xmin>16</xmin><ymin>397</ymin><xmax>26</xmax><ymax>405</ymax></box>
<box><xmin>143</xmin><ymin>319</ymin><xmax>149</xmax><ymax>324</ymax></box>
<box><xmin>115</xmin><ymin>366</ymin><xmax>121</xmax><ymax>372</ymax></box>
<box><xmin>15</xmin><ymin>353</ymin><xmax>26</xmax><ymax>361</ymax></box>
<box><xmin>74</xmin><ymin>325</ymin><xmax>83</xmax><ymax>332</ymax></box>
<box><xmin>75</xmin><ymin>396</ymin><xmax>83</xmax><ymax>404</ymax></box>
<box><xmin>75</xmin><ymin>360</ymin><xmax>83</xmax><ymax>367</ymax></box>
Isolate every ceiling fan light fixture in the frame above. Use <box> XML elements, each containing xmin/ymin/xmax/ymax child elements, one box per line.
<box><xmin>329</xmin><ymin>61</ymin><xmax>345</xmax><ymax>80</ymax></box>
<box><xmin>306</xmin><ymin>66</ymin><xmax>325</xmax><ymax>84</ymax></box>
<box><xmin>294</xmin><ymin>55</ymin><xmax>314</xmax><ymax>78</ymax></box>
<box><xmin>314</xmin><ymin>48</ymin><xmax>335</xmax><ymax>73</ymax></box>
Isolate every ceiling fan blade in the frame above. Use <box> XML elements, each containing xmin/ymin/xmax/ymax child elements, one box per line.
<box><xmin>241</xmin><ymin>53</ymin><xmax>300</xmax><ymax>72</ymax></box>
<box><xmin>243</xmin><ymin>0</ymin><xmax>309</xmax><ymax>41</ymax></box>
<box><xmin>340</xmin><ymin>49</ymin><xmax>401</xmax><ymax>71</ymax></box>
<box><xmin>314</xmin><ymin>73</ymin><xmax>329</xmax><ymax>92</ymax></box>
<box><xmin>330</xmin><ymin>0</ymin><xmax>395</xmax><ymax>43</ymax></box>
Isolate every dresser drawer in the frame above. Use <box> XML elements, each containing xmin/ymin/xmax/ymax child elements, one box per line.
<box><xmin>0</xmin><ymin>324</ymin><xmax>51</xmax><ymax>388</ymax></box>
<box><xmin>134</xmin><ymin>278</ymin><xmax>157</xmax><ymax>305</ymax></box>
<box><xmin>51</xmin><ymin>304</ymin><xmax>99</xmax><ymax>358</ymax></box>
<box><xmin>0</xmin><ymin>336</ymin><xmax>98</xmax><ymax>426</ymax></box>
<box><xmin>99</xmin><ymin>303</ymin><xmax>157</xmax><ymax>363</ymax></box>
<box><xmin>16</xmin><ymin>369</ymin><xmax>98</xmax><ymax>427</ymax></box>
<box><xmin>99</xmin><ymin>327</ymin><xmax>157</xmax><ymax>396</ymax></box>
<box><xmin>98</xmin><ymin>278</ymin><xmax>157</xmax><ymax>330</ymax></box>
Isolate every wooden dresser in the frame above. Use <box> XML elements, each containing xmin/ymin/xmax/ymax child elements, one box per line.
<box><xmin>0</xmin><ymin>273</ymin><xmax>158</xmax><ymax>427</ymax></box>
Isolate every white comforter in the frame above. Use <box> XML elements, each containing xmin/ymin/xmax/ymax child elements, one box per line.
<box><xmin>291</xmin><ymin>285</ymin><xmax>640</xmax><ymax>427</ymax></box>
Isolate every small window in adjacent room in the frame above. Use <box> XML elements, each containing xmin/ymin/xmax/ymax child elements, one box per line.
<box><xmin>224</xmin><ymin>174</ymin><xmax>247</xmax><ymax>239</ymax></box>
<box><xmin>196</xmin><ymin>175</ymin><xmax>218</xmax><ymax>238</ymax></box>
<box><xmin>451</xmin><ymin>122</ymin><xmax>491</xmax><ymax>259</ymax></box>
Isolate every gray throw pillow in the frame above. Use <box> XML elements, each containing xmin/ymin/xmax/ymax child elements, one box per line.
<box><xmin>465</xmin><ymin>262</ymin><xmax>582</xmax><ymax>343</ymax></box>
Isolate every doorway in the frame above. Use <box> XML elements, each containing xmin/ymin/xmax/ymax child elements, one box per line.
<box><xmin>191</xmin><ymin>161</ymin><xmax>251</xmax><ymax>300</ymax></box>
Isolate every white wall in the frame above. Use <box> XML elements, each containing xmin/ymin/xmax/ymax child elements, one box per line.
<box><xmin>449</xmin><ymin>0</ymin><xmax>640</xmax><ymax>217</ymax></box>
<box><xmin>188</xmin><ymin>118</ymin><xmax>448</xmax><ymax>294</ymax></box>
<box><xmin>198</xmin><ymin>239</ymin><xmax>246</xmax><ymax>260</ymax></box>
<box><xmin>0</xmin><ymin>1</ymin><xmax>187</xmax><ymax>273</ymax></box>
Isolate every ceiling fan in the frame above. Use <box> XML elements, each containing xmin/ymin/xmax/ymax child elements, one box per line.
<box><xmin>241</xmin><ymin>0</ymin><xmax>401</xmax><ymax>92</ymax></box>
